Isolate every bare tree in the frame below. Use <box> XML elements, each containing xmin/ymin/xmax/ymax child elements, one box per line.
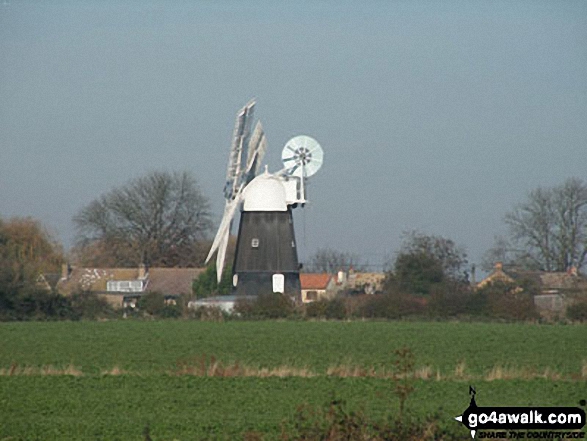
<box><xmin>481</xmin><ymin>235</ymin><xmax>541</xmax><ymax>272</ymax></box>
<box><xmin>305</xmin><ymin>247</ymin><xmax>365</xmax><ymax>273</ymax></box>
<box><xmin>504</xmin><ymin>178</ymin><xmax>587</xmax><ymax>271</ymax></box>
<box><xmin>74</xmin><ymin>171</ymin><xmax>212</xmax><ymax>267</ymax></box>
<box><xmin>481</xmin><ymin>235</ymin><xmax>511</xmax><ymax>272</ymax></box>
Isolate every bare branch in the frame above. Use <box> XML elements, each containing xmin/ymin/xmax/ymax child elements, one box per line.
<box><xmin>73</xmin><ymin>170</ymin><xmax>212</xmax><ymax>267</ymax></box>
<box><xmin>504</xmin><ymin>178</ymin><xmax>587</xmax><ymax>271</ymax></box>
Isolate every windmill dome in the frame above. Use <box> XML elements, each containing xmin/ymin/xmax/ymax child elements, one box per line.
<box><xmin>243</xmin><ymin>170</ymin><xmax>287</xmax><ymax>212</ymax></box>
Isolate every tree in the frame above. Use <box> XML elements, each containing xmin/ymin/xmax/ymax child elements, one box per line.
<box><xmin>481</xmin><ymin>235</ymin><xmax>540</xmax><ymax>272</ymax></box>
<box><xmin>0</xmin><ymin>217</ymin><xmax>64</xmax><ymax>287</ymax></box>
<box><xmin>74</xmin><ymin>170</ymin><xmax>212</xmax><ymax>267</ymax></box>
<box><xmin>504</xmin><ymin>178</ymin><xmax>587</xmax><ymax>271</ymax></box>
<box><xmin>481</xmin><ymin>235</ymin><xmax>511</xmax><ymax>272</ymax></box>
<box><xmin>387</xmin><ymin>231</ymin><xmax>468</xmax><ymax>296</ymax></box>
<box><xmin>0</xmin><ymin>217</ymin><xmax>67</xmax><ymax>320</ymax></box>
<box><xmin>393</xmin><ymin>251</ymin><xmax>444</xmax><ymax>295</ymax></box>
<box><xmin>305</xmin><ymin>247</ymin><xmax>364</xmax><ymax>273</ymax></box>
<box><xmin>192</xmin><ymin>263</ymin><xmax>233</xmax><ymax>299</ymax></box>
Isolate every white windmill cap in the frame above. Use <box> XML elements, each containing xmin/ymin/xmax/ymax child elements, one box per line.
<box><xmin>243</xmin><ymin>169</ymin><xmax>287</xmax><ymax>212</ymax></box>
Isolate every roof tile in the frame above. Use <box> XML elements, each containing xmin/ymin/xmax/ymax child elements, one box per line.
<box><xmin>300</xmin><ymin>273</ymin><xmax>332</xmax><ymax>290</ymax></box>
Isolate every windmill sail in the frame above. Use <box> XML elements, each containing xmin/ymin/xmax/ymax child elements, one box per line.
<box><xmin>210</xmin><ymin>101</ymin><xmax>259</xmax><ymax>283</ymax></box>
<box><xmin>244</xmin><ymin>120</ymin><xmax>267</xmax><ymax>185</ymax></box>
<box><xmin>224</xmin><ymin>100</ymin><xmax>256</xmax><ymax>201</ymax></box>
<box><xmin>205</xmin><ymin>186</ymin><xmax>244</xmax><ymax>282</ymax></box>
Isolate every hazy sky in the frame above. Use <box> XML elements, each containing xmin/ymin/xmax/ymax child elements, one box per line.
<box><xmin>1</xmin><ymin>1</ymin><xmax>586</xmax><ymax>272</ymax></box>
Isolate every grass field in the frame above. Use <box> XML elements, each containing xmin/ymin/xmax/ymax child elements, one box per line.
<box><xmin>0</xmin><ymin>321</ymin><xmax>585</xmax><ymax>439</ymax></box>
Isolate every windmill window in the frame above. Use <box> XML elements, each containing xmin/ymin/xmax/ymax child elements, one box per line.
<box><xmin>251</xmin><ymin>238</ymin><xmax>259</xmax><ymax>248</ymax></box>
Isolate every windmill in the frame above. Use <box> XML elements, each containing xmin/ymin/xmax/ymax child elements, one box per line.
<box><xmin>206</xmin><ymin>100</ymin><xmax>323</xmax><ymax>299</ymax></box>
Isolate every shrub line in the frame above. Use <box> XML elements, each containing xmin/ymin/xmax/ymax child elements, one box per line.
<box><xmin>2</xmin><ymin>360</ymin><xmax>585</xmax><ymax>381</ymax></box>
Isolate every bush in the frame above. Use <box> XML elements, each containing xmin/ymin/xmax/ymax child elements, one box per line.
<box><xmin>305</xmin><ymin>298</ymin><xmax>346</xmax><ymax>320</ymax></box>
<box><xmin>188</xmin><ymin>306</ymin><xmax>227</xmax><ymax>322</ymax></box>
<box><xmin>70</xmin><ymin>291</ymin><xmax>114</xmax><ymax>320</ymax></box>
<box><xmin>463</xmin><ymin>290</ymin><xmax>488</xmax><ymax>317</ymax></box>
<box><xmin>12</xmin><ymin>288</ymin><xmax>76</xmax><ymax>321</ymax></box>
<box><xmin>427</xmin><ymin>284</ymin><xmax>476</xmax><ymax>317</ymax></box>
<box><xmin>192</xmin><ymin>263</ymin><xmax>232</xmax><ymax>299</ymax></box>
<box><xmin>0</xmin><ymin>283</ymin><xmax>19</xmax><ymax>321</ymax></box>
<box><xmin>136</xmin><ymin>292</ymin><xmax>182</xmax><ymax>318</ymax></box>
<box><xmin>304</xmin><ymin>299</ymin><xmax>329</xmax><ymax>318</ymax></box>
<box><xmin>233</xmin><ymin>293</ymin><xmax>295</xmax><ymax>319</ymax></box>
<box><xmin>138</xmin><ymin>292</ymin><xmax>166</xmax><ymax>316</ymax></box>
<box><xmin>159</xmin><ymin>304</ymin><xmax>182</xmax><ymax>318</ymax></box>
<box><xmin>279</xmin><ymin>348</ymin><xmax>438</xmax><ymax>440</ymax></box>
<box><xmin>324</xmin><ymin>298</ymin><xmax>347</xmax><ymax>319</ymax></box>
<box><xmin>356</xmin><ymin>293</ymin><xmax>427</xmax><ymax>319</ymax></box>
<box><xmin>567</xmin><ymin>301</ymin><xmax>587</xmax><ymax>321</ymax></box>
<box><xmin>478</xmin><ymin>281</ymin><xmax>538</xmax><ymax>321</ymax></box>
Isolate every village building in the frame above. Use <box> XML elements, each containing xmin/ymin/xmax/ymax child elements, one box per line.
<box><xmin>56</xmin><ymin>263</ymin><xmax>204</xmax><ymax>308</ymax></box>
<box><xmin>299</xmin><ymin>273</ymin><xmax>337</xmax><ymax>303</ymax></box>
<box><xmin>477</xmin><ymin>262</ymin><xmax>587</xmax><ymax>315</ymax></box>
<box><xmin>345</xmin><ymin>269</ymin><xmax>385</xmax><ymax>295</ymax></box>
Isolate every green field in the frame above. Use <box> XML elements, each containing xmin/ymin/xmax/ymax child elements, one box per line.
<box><xmin>0</xmin><ymin>321</ymin><xmax>585</xmax><ymax>439</ymax></box>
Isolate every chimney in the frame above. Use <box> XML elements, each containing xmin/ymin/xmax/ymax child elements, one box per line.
<box><xmin>471</xmin><ymin>264</ymin><xmax>476</xmax><ymax>286</ymax></box>
<box><xmin>61</xmin><ymin>263</ymin><xmax>71</xmax><ymax>280</ymax></box>
<box><xmin>138</xmin><ymin>263</ymin><xmax>148</xmax><ymax>279</ymax></box>
<box><xmin>337</xmin><ymin>269</ymin><xmax>347</xmax><ymax>285</ymax></box>
<box><xmin>494</xmin><ymin>261</ymin><xmax>503</xmax><ymax>271</ymax></box>
<box><xmin>568</xmin><ymin>266</ymin><xmax>578</xmax><ymax>277</ymax></box>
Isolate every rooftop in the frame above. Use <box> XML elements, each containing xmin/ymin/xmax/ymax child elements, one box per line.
<box><xmin>300</xmin><ymin>273</ymin><xmax>332</xmax><ymax>290</ymax></box>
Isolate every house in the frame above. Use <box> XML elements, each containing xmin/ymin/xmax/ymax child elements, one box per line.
<box><xmin>346</xmin><ymin>270</ymin><xmax>385</xmax><ymax>295</ymax></box>
<box><xmin>35</xmin><ymin>273</ymin><xmax>61</xmax><ymax>292</ymax></box>
<box><xmin>533</xmin><ymin>294</ymin><xmax>565</xmax><ymax>313</ymax></box>
<box><xmin>56</xmin><ymin>263</ymin><xmax>204</xmax><ymax>308</ymax></box>
<box><xmin>477</xmin><ymin>262</ymin><xmax>586</xmax><ymax>294</ymax></box>
<box><xmin>477</xmin><ymin>262</ymin><xmax>587</xmax><ymax>314</ymax></box>
<box><xmin>299</xmin><ymin>273</ymin><xmax>337</xmax><ymax>303</ymax></box>
<box><xmin>144</xmin><ymin>267</ymin><xmax>205</xmax><ymax>304</ymax></box>
<box><xmin>475</xmin><ymin>262</ymin><xmax>516</xmax><ymax>289</ymax></box>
